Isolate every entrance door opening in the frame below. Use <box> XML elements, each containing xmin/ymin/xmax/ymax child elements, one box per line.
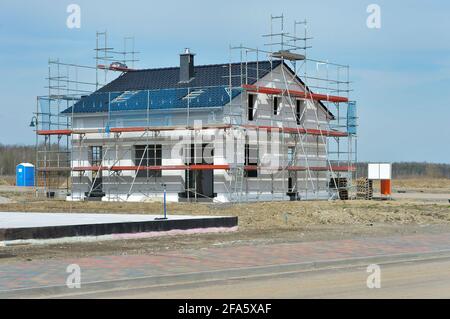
<box><xmin>179</xmin><ymin>143</ymin><xmax>215</xmax><ymax>201</ymax></box>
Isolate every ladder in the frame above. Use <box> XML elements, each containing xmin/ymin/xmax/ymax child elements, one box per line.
<box><xmin>229</xmin><ymin>164</ymin><xmax>245</xmax><ymax>202</ymax></box>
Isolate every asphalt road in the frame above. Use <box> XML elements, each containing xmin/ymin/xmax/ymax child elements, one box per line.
<box><xmin>81</xmin><ymin>258</ymin><xmax>450</xmax><ymax>299</ymax></box>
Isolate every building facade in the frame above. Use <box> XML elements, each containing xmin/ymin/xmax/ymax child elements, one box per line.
<box><xmin>62</xmin><ymin>51</ymin><xmax>352</xmax><ymax>202</ymax></box>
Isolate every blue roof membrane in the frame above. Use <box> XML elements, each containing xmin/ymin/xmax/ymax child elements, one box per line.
<box><xmin>63</xmin><ymin>86</ymin><xmax>242</xmax><ymax>114</ymax></box>
<box><xmin>62</xmin><ymin>60</ymin><xmax>281</xmax><ymax>114</ymax></box>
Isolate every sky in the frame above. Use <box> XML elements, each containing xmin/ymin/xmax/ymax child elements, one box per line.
<box><xmin>0</xmin><ymin>0</ymin><xmax>449</xmax><ymax>163</ymax></box>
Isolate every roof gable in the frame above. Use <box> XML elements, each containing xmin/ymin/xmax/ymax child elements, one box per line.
<box><xmin>277</xmin><ymin>61</ymin><xmax>334</xmax><ymax>119</ymax></box>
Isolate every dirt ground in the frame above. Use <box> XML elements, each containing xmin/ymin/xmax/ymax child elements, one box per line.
<box><xmin>0</xmin><ymin>176</ymin><xmax>12</xmax><ymax>186</ymax></box>
<box><xmin>391</xmin><ymin>178</ymin><xmax>450</xmax><ymax>194</ymax></box>
<box><xmin>0</xmin><ymin>177</ymin><xmax>449</xmax><ymax>263</ymax></box>
<box><xmin>1</xmin><ymin>195</ymin><xmax>450</xmax><ymax>230</ymax></box>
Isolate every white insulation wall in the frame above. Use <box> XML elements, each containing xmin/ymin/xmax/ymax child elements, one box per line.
<box><xmin>69</xmin><ymin>64</ymin><xmax>331</xmax><ymax>202</ymax></box>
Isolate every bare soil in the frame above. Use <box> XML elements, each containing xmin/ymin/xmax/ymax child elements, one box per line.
<box><xmin>0</xmin><ymin>178</ymin><xmax>449</xmax><ymax>263</ymax></box>
<box><xmin>0</xmin><ymin>176</ymin><xmax>15</xmax><ymax>186</ymax></box>
<box><xmin>391</xmin><ymin>178</ymin><xmax>450</xmax><ymax>194</ymax></box>
<box><xmin>0</xmin><ymin>197</ymin><xmax>449</xmax><ymax>230</ymax></box>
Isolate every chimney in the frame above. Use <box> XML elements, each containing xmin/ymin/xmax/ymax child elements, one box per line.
<box><xmin>179</xmin><ymin>48</ymin><xmax>195</xmax><ymax>83</ymax></box>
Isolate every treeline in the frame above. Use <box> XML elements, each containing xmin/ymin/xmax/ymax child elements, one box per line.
<box><xmin>0</xmin><ymin>144</ymin><xmax>35</xmax><ymax>175</ymax></box>
<box><xmin>0</xmin><ymin>144</ymin><xmax>449</xmax><ymax>179</ymax></box>
<box><xmin>0</xmin><ymin>143</ymin><xmax>69</xmax><ymax>175</ymax></box>
<box><xmin>357</xmin><ymin>162</ymin><xmax>450</xmax><ymax>179</ymax></box>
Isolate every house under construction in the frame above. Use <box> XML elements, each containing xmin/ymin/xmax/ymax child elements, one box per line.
<box><xmin>34</xmin><ymin>17</ymin><xmax>357</xmax><ymax>203</ymax></box>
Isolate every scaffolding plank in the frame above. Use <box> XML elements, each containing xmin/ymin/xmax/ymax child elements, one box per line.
<box><xmin>38</xmin><ymin>125</ymin><xmax>347</xmax><ymax>137</ymax></box>
<box><xmin>106</xmin><ymin>124</ymin><xmax>348</xmax><ymax>137</ymax></box>
<box><xmin>71</xmin><ymin>165</ymin><xmax>355</xmax><ymax>172</ymax></box>
<box><xmin>37</xmin><ymin>129</ymin><xmax>72</xmax><ymax>136</ymax></box>
<box><xmin>243</xmin><ymin>125</ymin><xmax>348</xmax><ymax>137</ymax></box>
<box><xmin>38</xmin><ymin>124</ymin><xmax>234</xmax><ymax>136</ymax></box>
<box><xmin>242</xmin><ymin>84</ymin><xmax>349</xmax><ymax>103</ymax></box>
<box><xmin>72</xmin><ymin>165</ymin><xmax>230</xmax><ymax>172</ymax></box>
<box><xmin>109</xmin><ymin>124</ymin><xmax>232</xmax><ymax>133</ymax></box>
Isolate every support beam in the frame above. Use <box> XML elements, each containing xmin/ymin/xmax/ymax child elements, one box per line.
<box><xmin>243</xmin><ymin>125</ymin><xmax>348</xmax><ymax>137</ymax></box>
<box><xmin>71</xmin><ymin>164</ymin><xmax>355</xmax><ymax>172</ymax></box>
<box><xmin>37</xmin><ymin>129</ymin><xmax>72</xmax><ymax>136</ymax></box>
<box><xmin>37</xmin><ymin>124</ymin><xmax>348</xmax><ymax>138</ymax></box>
<box><xmin>242</xmin><ymin>84</ymin><xmax>349</xmax><ymax>103</ymax></box>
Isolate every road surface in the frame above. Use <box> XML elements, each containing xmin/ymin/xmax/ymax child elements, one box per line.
<box><xmin>2</xmin><ymin>232</ymin><xmax>450</xmax><ymax>298</ymax></box>
<box><xmin>78</xmin><ymin>258</ymin><xmax>450</xmax><ymax>299</ymax></box>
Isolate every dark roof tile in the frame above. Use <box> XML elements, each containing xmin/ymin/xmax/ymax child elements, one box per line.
<box><xmin>64</xmin><ymin>61</ymin><xmax>281</xmax><ymax>114</ymax></box>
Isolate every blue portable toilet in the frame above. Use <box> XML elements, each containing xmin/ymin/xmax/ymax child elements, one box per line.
<box><xmin>16</xmin><ymin>163</ymin><xmax>35</xmax><ymax>187</ymax></box>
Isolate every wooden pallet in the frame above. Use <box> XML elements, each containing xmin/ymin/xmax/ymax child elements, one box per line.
<box><xmin>356</xmin><ymin>178</ymin><xmax>373</xmax><ymax>200</ymax></box>
<box><xmin>329</xmin><ymin>178</ymin><xmax>349</xmax><ymax>200</ymax></box>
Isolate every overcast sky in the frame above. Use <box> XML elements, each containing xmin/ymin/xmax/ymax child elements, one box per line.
<box><xmin>1</xmin><ymin>0</ymin><xmax>449</xmax><ymax>163</ymax></box>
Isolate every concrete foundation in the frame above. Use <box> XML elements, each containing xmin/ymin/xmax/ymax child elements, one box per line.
<box><xmin>0</xmin><ymin>212</ymin><xmax>238</xmax><ymax>242</ymax></box>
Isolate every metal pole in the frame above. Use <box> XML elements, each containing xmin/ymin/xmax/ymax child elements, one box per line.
<box><xmin>163</xmin><ymin>184</ymin><xmax>167</xmax><ymax>219</ymax></box>
<box><xmin>155</xmin><ymin>183</ymin><xmax>168</xmax><ymax>220</ymax></box>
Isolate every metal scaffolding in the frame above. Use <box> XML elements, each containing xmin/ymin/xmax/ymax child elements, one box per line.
<box><xmin>34</xmin><ymin>32</ymin><xmax>139</xmax><ymax>198</ymax></box>
<box><xmin>34</xmin><ymin>16</ymin><xmax>357</xmax><ymax>202</ymax></box>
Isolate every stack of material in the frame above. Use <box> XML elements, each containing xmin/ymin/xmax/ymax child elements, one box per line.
<box><xmin>356</xmin><ymin>178</ymin><xmax>373</xmax><ymax>200</ymax></box>
<box><xmin>329</xmin><ymin>178</ymin><xmax>349</xmax><ymax>200</ymax></box>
